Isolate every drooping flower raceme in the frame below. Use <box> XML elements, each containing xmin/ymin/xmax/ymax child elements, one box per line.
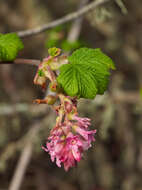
<box><xmin>42</xmin><ymin>95</ymin><xmax>96</xmax><ymax>171</ymax></box>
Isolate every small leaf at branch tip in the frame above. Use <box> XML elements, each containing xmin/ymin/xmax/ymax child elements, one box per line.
<box><xmin>57</xmin><ymin>47</ymin><xmax>115</xmax><ymax>99</ymax></box>
<box><xmin>0</xmin><ymin>33</ymin><xmax>24</xmax><ymax>61</ymax></box>
<box><xmin>38</xmin><ymin>69</ymin><xmax>45</xmax><ymax>77</ymax></box>
<box><xmin>48</xmin><ymin>47</ymin><xmax>61</xmax><ymax>57</ymax></box>
<box><xmin>45</xmin><ymin>95</ymin><xmax>57</xmax><ymax>105</ymax></box>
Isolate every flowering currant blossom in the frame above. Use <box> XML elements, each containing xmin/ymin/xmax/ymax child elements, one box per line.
<box><xmin>34</xmin><ymin>48</ymin><xmax>97</xmax><ymax>171</ymax></box>
<box><xmin>42</xmin><ymin>95</ymin><xmax>97</xmax><ymax>171</ymax></box>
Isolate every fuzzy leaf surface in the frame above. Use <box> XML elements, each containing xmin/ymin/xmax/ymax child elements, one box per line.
<box><xmin>57</xmin><ymin>48</ymin><xmax>115</xmax><ymax>99</ymax></box>
<box><xmin>0</xmin><ymin>33</ymin><xmax>24</xmax><ymax>61</ymax></box>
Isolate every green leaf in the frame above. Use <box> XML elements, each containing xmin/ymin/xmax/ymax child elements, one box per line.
<box><xmin>92</xmin><ymin>48</ymin><xmax>115</xmax><ymax>70</ymax></box>
<box><xmin>0</xmin><ymin>33</ymin><xmax>24</xmax><ymax>61</ymax></box>
<box><xmin>38</xmin><ymin>69</ymin><xmax>45</xmax><ymax>77</ymax></box>
<box><xmin>57</xmin><ymin>48</ymin><xmax>115</xmax><ymax>99</ymax></box>
<box><xmin>48</xmin><ymin>47</ymin><xmax>61</xmax><ymax>57</ymax></box>
<box><xmin>68</xmin><ymin>48</ymin><xmax>115</xmax><ymax>70</ymax></box>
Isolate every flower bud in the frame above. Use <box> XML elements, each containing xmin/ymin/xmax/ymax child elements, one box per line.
<box><xmin>33</xmin><ymin>72</ymin><xmax>46</xmax><ymax>89</ymax></box>
<box><xmin>49</xmin><ymin>80</ymin><xmax>61</xmax><ymax>92</ymax></box>
<box><xmin>45</xmin><ymin>95</ymin><xmax>57</xmax><ymax>105</ymax></box>
<box><xmin>65</xmin><ymin>102</ymin><xmax>72</xmax><ymax>113</ymax></box>
<box><xmin>48</xmin><ymin>47</ymin><xmax>61</xmax><ymax>57</ymax></box>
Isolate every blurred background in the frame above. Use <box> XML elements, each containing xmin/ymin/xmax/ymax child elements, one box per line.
<box><xmin>0</xmin><ymin>0</ymin><xmax>142</xmax><ymax>190</ymax></box>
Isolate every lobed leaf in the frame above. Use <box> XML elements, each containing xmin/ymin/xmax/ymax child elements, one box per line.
<box><xmin>57</xmin><ymin>48</ymin><xmax>115</xmax><ymax>99</ymax></box>
<box><xmin>0</xmin><ymin>33</ymin><xmax>24</xmax><ymax>61</ymax></box>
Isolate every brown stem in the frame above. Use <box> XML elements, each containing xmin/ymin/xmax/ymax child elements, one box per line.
<box><xmin>0</xmin><ymin>58</ymin><xmax>40</xmax><ymax>66</ymax></box>
<box><xmin>46</xmin><ymin>65</ymin><xmax>56</xmax><ymax>81</ymax></box>
<box><xmin>17</xmin><ymin>0</ymin><xmax>110</xmax><ymax>38</ymax></box>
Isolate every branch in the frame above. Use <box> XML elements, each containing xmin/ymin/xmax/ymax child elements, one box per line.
<box><xmin>67</xmin><ymin>0</ymin><xmax>90</xmax><ymax>42</ymax></box>
<box><xmin>17</xmin><ymin>0</ymin><xmax>110</xmax><ymax>38</ymax></box>
<box><xmin>0</xmin><ymin>58</ymin><xmax>40</xmax><ymax>66</ymax></box>
<box><xmin>8</xmin><ymin>122</ymin><xmax>41</xmax><ymax>190</ymax></box>
<box><xmin>9</xmin><ymin>142</ymin><xmax>33</xmax><ymax>190</ymax></box>
<box><xmin>0</xmin><ymin>103</ymin><xmax>48</xmax><ymax>115</ymax></box>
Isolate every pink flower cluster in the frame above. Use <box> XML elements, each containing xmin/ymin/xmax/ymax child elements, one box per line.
<box><xmin>42</xmin><ymin>95</ymin><xmax>96</xmax><ymax>171</ymax></box>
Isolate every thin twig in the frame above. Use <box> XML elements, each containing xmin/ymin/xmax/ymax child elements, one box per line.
<box><xmin>67</xmin><ymin>0</ymin><xmax>90</xmax><ymax>42</ymax></box>
<box><xmin>0</xmin><ymin>103</ymin><xmax>48</xmax><ymax>115</ymax></box>
<box><xmin>0</xmin><ymin>58</ymin><xmax>40</xmax><ymax>66</ymax></box>
<box><xmin>17</xmin><ymin>0</ymin><xmax>110</xmax><ymax>38</ymax></box>
<box><xmin>9</xmin><ymin>142</ymin><xmax>33</xmax><ymax>190</ymax></box>
<box><xmin>8</xmin><ymin>122</ymin><xmax>42</xmax><ymax>190</ymax></box>
<box><xmin>115</xmin><ymin>0</ymin><xmax>128</xmax><ymax>14</ymax></box>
